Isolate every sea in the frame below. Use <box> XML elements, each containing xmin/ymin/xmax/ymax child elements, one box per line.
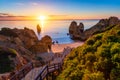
<box><xmin>0</xmin><ymin>20</ymin><xmax>99</xmax><ymax>44</ymax></box>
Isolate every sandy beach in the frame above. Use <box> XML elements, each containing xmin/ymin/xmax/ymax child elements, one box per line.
<box><xmin>51</xmin><ymin>41</ymin><xmax>84</xmax><ymax>53</ymax></box>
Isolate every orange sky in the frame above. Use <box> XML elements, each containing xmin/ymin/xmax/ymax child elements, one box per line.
<box><xmin>0</xmin><ymin>14</ymin><xmax>104</xmax><ymax>21</ymax></box>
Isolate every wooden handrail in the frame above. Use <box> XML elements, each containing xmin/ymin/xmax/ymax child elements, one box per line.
<box><xmin>9</xmin><ymin>47</ymin><xmax>71</xmax><ymax>80</ymax></box>
<box><xmin>35</xmin><ymin>47</ymin><xmax>71</xmax><ymax>80</ymax></box>
<box><xmin>10</xmin><ymin>62</ymin><xmax>33</xmax><ymax>80</ymax></box>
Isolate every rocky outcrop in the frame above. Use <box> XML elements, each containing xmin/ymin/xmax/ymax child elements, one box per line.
<box><xmin>0</xmin><ymin>27</ymin><xmax>53</xmax><ymax>74</ymax></box>
<box><xmin>0</xmin><ymin>46</ymin><xmax>26</xmax><ymax>74</ymax></box>
<box><xmin>30</xmin><ymin>35</ymin><xmax>52</xmax><ymax>53</ymax></box>
<box><xmin>69</xmin><ymin>21</ymin><xmax>84</xmax><ymax>40</ymax></box>
<box><xmin>69</xmin><ymin>16</ymin><xmax>120</xmax><ymax>40</ymax></box>
<box><xmin>12</xmin><ymin>27</ymin><xmax>38</xmax><ymax>49</ymax></box>
<box><xmin>41</xmin><ymin>35</ymin><xmax>52</xmax><ymax>51</ymax></box>
<box><xmin>69</xmin><ymin>21</ymin><xmax>77</xmax><ymax>35</ymax></box>
<box><xmin>0</xmin><ymin>35</ymin><xmax>9</xmax><ymax>42</ymax></box>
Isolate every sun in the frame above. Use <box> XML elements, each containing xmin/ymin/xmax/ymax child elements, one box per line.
<box><xmin>38</xmin><ymin>15</ymin><xmax>46</xmax><ymax>21</ymax></box>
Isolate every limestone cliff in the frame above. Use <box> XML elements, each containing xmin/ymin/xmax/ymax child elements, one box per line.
<box><xmin>0</xmin><ymin>27</ymin><xmax>53</xmax><ymax>74</ymax></box>
<box><xmin>69</xmin><ymin>16</ymin><xmax>120</xmax><ymax>40</ymax></box>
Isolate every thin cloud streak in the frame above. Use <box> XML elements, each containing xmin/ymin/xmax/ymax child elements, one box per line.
<box><xmin>30</xmin><ymin>2</ymin><xmax>39</xmax><ymax>6</ymax></box>
<box><xmin>15</xmin><ymin>3</ymin><xmax>24</xmax><ymax>6</ymax></box>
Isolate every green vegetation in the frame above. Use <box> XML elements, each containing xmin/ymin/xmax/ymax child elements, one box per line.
<box><xmin>0</xmin><ymin>48</ymin><xmax>16</xmax><ymax>73</ymax></box>
<box><xmin>57</xmin><ymin>24</ymin><xmax>120</xmax><ymax>80</ymax></box>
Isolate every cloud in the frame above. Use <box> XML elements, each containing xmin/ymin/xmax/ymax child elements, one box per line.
<box><xmin>49</xmin><ymin>15</ymin><xmax>67</xmax><ymax>17</ymax></box>
<box><xmin>15</xmin><ymin>3</ymin><xmax>24</xmax><ymax>6</ymax></box>
<box><xmin>15</xmin><ymin>2</ymin><xmax>38</xmax><ymax>6</ymax></box>
<box><xmin>0</xmin><ymin>13</ymin><xmax>35</xmax><ymax>21</ymax></box>
<box><xmin>31</xmin><ymin>2</ymin><xmax>39</xmax><ymax>6</ymax></box>
<box><xmin>0</xmin><ymin>13</ymin><xmax>13</xmax><ymax>17</ymax></box>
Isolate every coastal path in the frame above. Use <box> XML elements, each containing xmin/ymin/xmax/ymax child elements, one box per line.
<box><xmin>9</xmin><ymin>47</ymin><xmax>72</xmax><ymax>80</ymax></box>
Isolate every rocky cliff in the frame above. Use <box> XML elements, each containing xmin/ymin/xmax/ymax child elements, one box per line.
<box><xmin>0</xmin><ymin>27</ymin><xmax>52</xmax><ymax>74</ymax></box>
<box><xmin>69</xmin><ymin>16</ymin><xmax>120</xmax><ymax>40</ymax></box>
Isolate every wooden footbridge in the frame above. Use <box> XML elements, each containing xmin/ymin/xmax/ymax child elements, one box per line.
<box><xmin>9</xmin><ymin>47</ymin><xmax>72</xmax><ymax>80</ymax></box>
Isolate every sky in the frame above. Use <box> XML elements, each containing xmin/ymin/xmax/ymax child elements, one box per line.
<box><xmin>0</xmin><ymin>0</ymin><xmax>120</xmax><ymax>20</ymax></box>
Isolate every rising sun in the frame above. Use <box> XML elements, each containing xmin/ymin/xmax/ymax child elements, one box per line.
<box><xmin>38</xmin><ymin>15</ymin><xmax>46</xmax><ymax>21</ymax></box>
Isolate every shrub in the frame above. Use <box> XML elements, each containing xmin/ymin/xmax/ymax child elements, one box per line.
<box><xmin>84</xmin><ymin>45</ymin><xmax>95</xmax><ymax>54</ymax></box>
<box><xmin>97</xmin><ymin>44</ymin><xmax>111</xmax><ymax>58</ymax></box>
<box><xmin>112</xmin><ymin>54</ymin><xmax>120</xmax><ymax>63</ymax></box>
<box><xmin>93</xmin><ymin>40</ymin><xmax>102</xmax><ymax>50</ymax></box>
<box><xmin>95</xmin><ymin>34</ymin><xmax>103</xmax><ymax>40</ymax></box>
<box><xmin>0</xmin><ymin>50</ymin><xmax>16</xmax><ymax>73</ymax></box>
<box><xmin>110</xmin><ymin>43</ymin><xmax>120</xmax><ymax>54</ymax></box>
<box><xmin>86</xmin><ymin>39</ymin><xmax>95</xmax><ymax>45</ymax></box>
<box><xmin>85</xmin><ymin>53</ymin><xmax>96</xmax><ymax>63</ymax></box>
<box><xmin>107</xmin><ymin>35</ymin><xmax>118</xmax><ymax>42</ymax></box>
<box><xmin>82</xmin><ymin>71</ymin><xmax>105</xmax><ymax>80</ymax></box>
<box><xmin>117</xmin><ymin>30</ymin><xmax>120</xmax><ymax>35</ymax></box>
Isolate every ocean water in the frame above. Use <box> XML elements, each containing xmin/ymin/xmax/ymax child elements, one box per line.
<box><xmin>0</xmin><ymin>20</ymin><xmax>99</xmax><ymax>44</ymax></box>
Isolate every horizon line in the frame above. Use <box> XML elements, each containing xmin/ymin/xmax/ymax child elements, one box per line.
<box><xmin>0</xmin><ymin>19</ymin><xmax>100</xmax><ymax>21</ymax></box>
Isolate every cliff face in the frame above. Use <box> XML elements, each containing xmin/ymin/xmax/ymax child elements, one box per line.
<box><xmin>0</xmin><ymin>46</ymin><xmax>25</xmax><ymax>74</ymax></box>
<box><xmin>0</xmin><ymin>27</ymin><xmax>52</xmax><ymax>74</ymax></box>
<box><xmin>69</xmin><ymin>16</ymin><xmax>120</xmax><ymax>40</ymax></box>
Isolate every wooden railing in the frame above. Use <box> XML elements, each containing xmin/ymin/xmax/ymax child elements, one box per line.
<box><xmin>34</xmin><ymin>62</ymin><xmax>62</xmax><ymax>80</ymax></box>
<box><xmin>10</xmin><ymin>62</ymin><xmax>33</xmax><ymax>80</ymax></box>
<box><xmin>35</xmin><ymin>47</ymin><xmax>71</xmax><ymax>80</ymax></box>
<box><xmin>9</xmin><ymin>47</ymin><xmax>71</xmax><ymax>80</ymax></box>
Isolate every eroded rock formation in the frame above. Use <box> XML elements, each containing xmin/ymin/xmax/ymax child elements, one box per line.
<box><xmin>0</xmin><ymin>27</ymin><xmax>53</xmax><ymax>75</ymax></box>
<box><xmin>69</xmin><ymin>16</ymin><xmax>120</xmax><ymax>40</ymax></box>
<box><xmin>69</xmin><ymin>21</ymin><xmax>84</xmax><ymax>40</ymax></box>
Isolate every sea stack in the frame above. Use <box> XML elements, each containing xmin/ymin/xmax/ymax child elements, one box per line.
<box><xmin>69</xmin><ymin>21</ymin><xmax>84</xmax><ymax>40</ymax></box>
<box><xmin>37</xmin><ymin>24</ymin><xmax>41</xmax><ymax>35</ymax></box>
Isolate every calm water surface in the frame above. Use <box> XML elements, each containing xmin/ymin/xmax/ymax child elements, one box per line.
<box><xmin>0</xmin><ymin>20</ymin><xmax>99</xmax><ymax>44</ymax></box>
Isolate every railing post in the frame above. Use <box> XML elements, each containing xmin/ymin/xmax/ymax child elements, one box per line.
<box><xmin>54</xmin><ymin>64</ymin><xmax>56</xmax><ymax>70</ymax></box>
<box><xmin>31</xmin><ymin>62</ymin><xmax>34</xmax><ymax>69</ymax></box>
<box><xmin>46</xmin><ymin>65</ymin><xmax>49</xmax><ymax>80</ymax></box>
<box><xmin>40</xmin><ymin>74</ymin><xmax>42</xmax><ymax>80</ymax></box>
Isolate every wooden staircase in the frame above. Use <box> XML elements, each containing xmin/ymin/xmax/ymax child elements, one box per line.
<box><xmin>9</xmin><ymin>47</ymin><xmax>71</xmax><ymax>80</ymax></box>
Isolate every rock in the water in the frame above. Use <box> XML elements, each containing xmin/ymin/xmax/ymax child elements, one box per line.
<box><xmin>69</xmin><ymin>21</ymin><xmax>77</xmax><ymax>34</ymax></box>
<box><xmin>78</xmin><ymin>23</ymin><xmax>84</xmax><ymax>33</ymax></box>
<box><xmin>69</xmin><ymin>21</ymin><xmax>84</xmax><ymax>40</ymax></box>
<box><xmin>37</xmin><ymin>24</ymin><xmax>41</xmax><ymax>35</ymax></box>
